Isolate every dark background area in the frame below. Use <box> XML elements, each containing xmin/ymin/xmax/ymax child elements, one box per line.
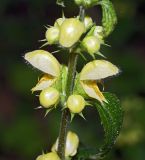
<box><xmin>0</xmin><ymin>0</ymin><xmax>145</xmax><ymax>160</ymax></box>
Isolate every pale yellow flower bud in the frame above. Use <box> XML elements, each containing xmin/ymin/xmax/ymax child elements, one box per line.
<box><xmin>45</xmin><ymin>27</ymin><xmax>60</xmax><ymax>45</ymax></box>
<box><xmin>59</xmin><ymin>18</ymin><xmax>85</xmax><ymax>48</ymax></box>
<box><xmin>93</xmin><ymin>26</ymin><xmax>104</xmax><ymax>41</ymax></box>
<box><xmin>39</xmin><ymin>87</ymin><xmax>59</xmax><ymax>108</ymax></box>
<box><xmin>84</xmin><ymin>16</ymin><xmax>93</xmax><ymax>31</ymax></box>
<box><xmin>82</xmin><ymin>36</ymin><xmax>100</xmax><ymax>55</ymax></box>
<box><xmin>67</xmin><ymin>95</ymin><xmax>85</xmax><ymax>114</ymax></box>
<box><xmin>54</xmin><ymin>18</ymin><xmax>65</xmax><ymax>28</ymax></box>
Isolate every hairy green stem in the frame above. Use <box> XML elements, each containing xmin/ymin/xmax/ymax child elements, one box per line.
<box><xmin>57</xmin><ymin>7</ymin><xmax>85</xmax><ymax>160</ymax></box>
<box><xmin>57</xmin><ymin>52</ymin><xmax>78</xmax><ymax>160</ymax></box>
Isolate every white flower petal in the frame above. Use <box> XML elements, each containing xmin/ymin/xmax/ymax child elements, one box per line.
<box><xmin>31</xmin><ymin>74</ymin><xmax>56</xmax><ymax>92</ymax></box>
<box><xmin>24</xmin><ymin>50</ymin><xmax>60</xmax><ymax>77</ymax></box>
<box><xmin>81</xmin><ymin>81</ymin><xmax>107</xmax><ymax>103</ymax></box>
<box><xmin>51</xmin><ymin>139</ymin><xmax>58</xmax><ymax>153</ymax></box>
<box><xmin>51</xmin><ymin>131</ymin><xmax>79</xmax><ymax>157</ymax></box>
<box><xmin>80</xmin><ymin>60</ymin><xmax>120</xmax><ymax>80</ymax></box>
<box><xmin>65</xmin><ymin>131</ymin><xmax>79</xmax><ymax>157</ymax></box>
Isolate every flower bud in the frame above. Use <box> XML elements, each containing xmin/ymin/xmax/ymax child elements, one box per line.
<box><xmin>52</xmin><ymin>131</ymin><xmax>79</xmax><ymax>157</ymax></box>
<box><xmin>84</xmin><ymin>16</ymin><xmax>93</xmax><ymax>31</ymax></box>
<box><xmin>93</xmin><ymin>26</ymin><xmax>104</xmax><ymax>40</ymax></box>
<box><xmin>82</xmin><ymin>36</ymin><xmax>100</xmax><ymax>55</ymax></box>
<box><xmin>36</xmin><ymin>152</ymin><xmax>60</xmax><ymax>160</ymax></box>
<box><xmin>54</xmin><ymin>18</ymin><xmax>65</xmax><ymax>28</ymax></box>
<box><xmin>39</xmin><ymin>87</ymin><xmax>59</xmax><ymax>108</ymax></box>
<box><xmin>45</xmin><ymin>27</ymin><xmax>60</xmax><ymax>45</ymax></box>
<box><xmin>67</xmin><ymin>95</ymin><xmax>85</xmax><ymax>113</ymax></box>
<box><xmin>59</xmin><ymin>18</ymin><xmax>85</xmax><ymax>48</ymax></box>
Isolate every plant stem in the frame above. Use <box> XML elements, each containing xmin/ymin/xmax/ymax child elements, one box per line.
<box><xmin>57</xmin><ymin>52</ymin><xmax>78</xmax><ymax>160</ymax></box>
<box><xmin>57</xmin><ymin>7</ymin><xmax>85</xmax><ymax>160</ymax></box>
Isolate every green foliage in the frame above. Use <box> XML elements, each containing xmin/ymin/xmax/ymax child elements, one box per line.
<box><xmin>74</xmin><ymin>0</ymin><xmax>118</xmax><ymax>37</ymax></box>
<box><xmin>100</xmin><ymin>0</ymin><xmax>117</xmax><ymax>37</ymax></box>
<box><xmin>75</xmin><ymin>93</ymin><xmax>123</xmax><ymax>159</ymax></box>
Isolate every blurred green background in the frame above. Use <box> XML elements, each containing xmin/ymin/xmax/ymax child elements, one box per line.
<box><xmin>0</xmin><ymin>0</ymin><xmax>145</xmax><ymax>159</ymax></box>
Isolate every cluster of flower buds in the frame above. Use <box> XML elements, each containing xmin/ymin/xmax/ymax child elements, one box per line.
<box><xmin>24</xmin><ymin>14</ymin><xmax>118</xmax><ymax>111</ymax></box>
<box><xmin>43</xmin><ymin>16</ymin><xmax>85</xmax><ymax>48</ymax></box>
<box><xmin>36</xmin><ymin>131</ymin><xmax>79</xmax><ymax>160</ymax></box>
<box><xmin>81</xmin><ymin>25</ymin><xmax>104</xmax><ymax>57</ymax></box>
<box><xmin>41</xmin><ymin>15</ymin><xmax>106</xmax><ymax>58</ymax></box>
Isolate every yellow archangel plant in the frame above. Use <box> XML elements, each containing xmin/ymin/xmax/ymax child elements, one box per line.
<box><xmin>24</xmin><ymin>0</ymin><xmax>123</xmax><ymax>159</ymax></box>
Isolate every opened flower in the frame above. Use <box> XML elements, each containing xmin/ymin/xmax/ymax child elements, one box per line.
<box><xmin>78</xmin><ymin>60</ymin><xmax>120</xmax><ymax>103</ymax></box>
<box><xmin>24</xmin><ymin>50</ymin><xmax>61</xmax><ymax>92</ymax></box>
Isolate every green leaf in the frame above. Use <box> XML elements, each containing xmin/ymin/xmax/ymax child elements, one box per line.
<box><xmin>75</xmin><ymin>92</ymin><xmax>123</xmax><ymax>160</ymax></box>
<box><xmin>75</xmin><ymin>0</ymin><xmax>117</xmax><ymax>37</ymax></box>
<box><xmin>100</xmin><ymin>0</ymin><xmax>117</xmax><ymax>37</ymax></box>
<box><xmin>56</xmin><ymin>0</ymin><xmax>65</xmax><ymax>7</ymax></box>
